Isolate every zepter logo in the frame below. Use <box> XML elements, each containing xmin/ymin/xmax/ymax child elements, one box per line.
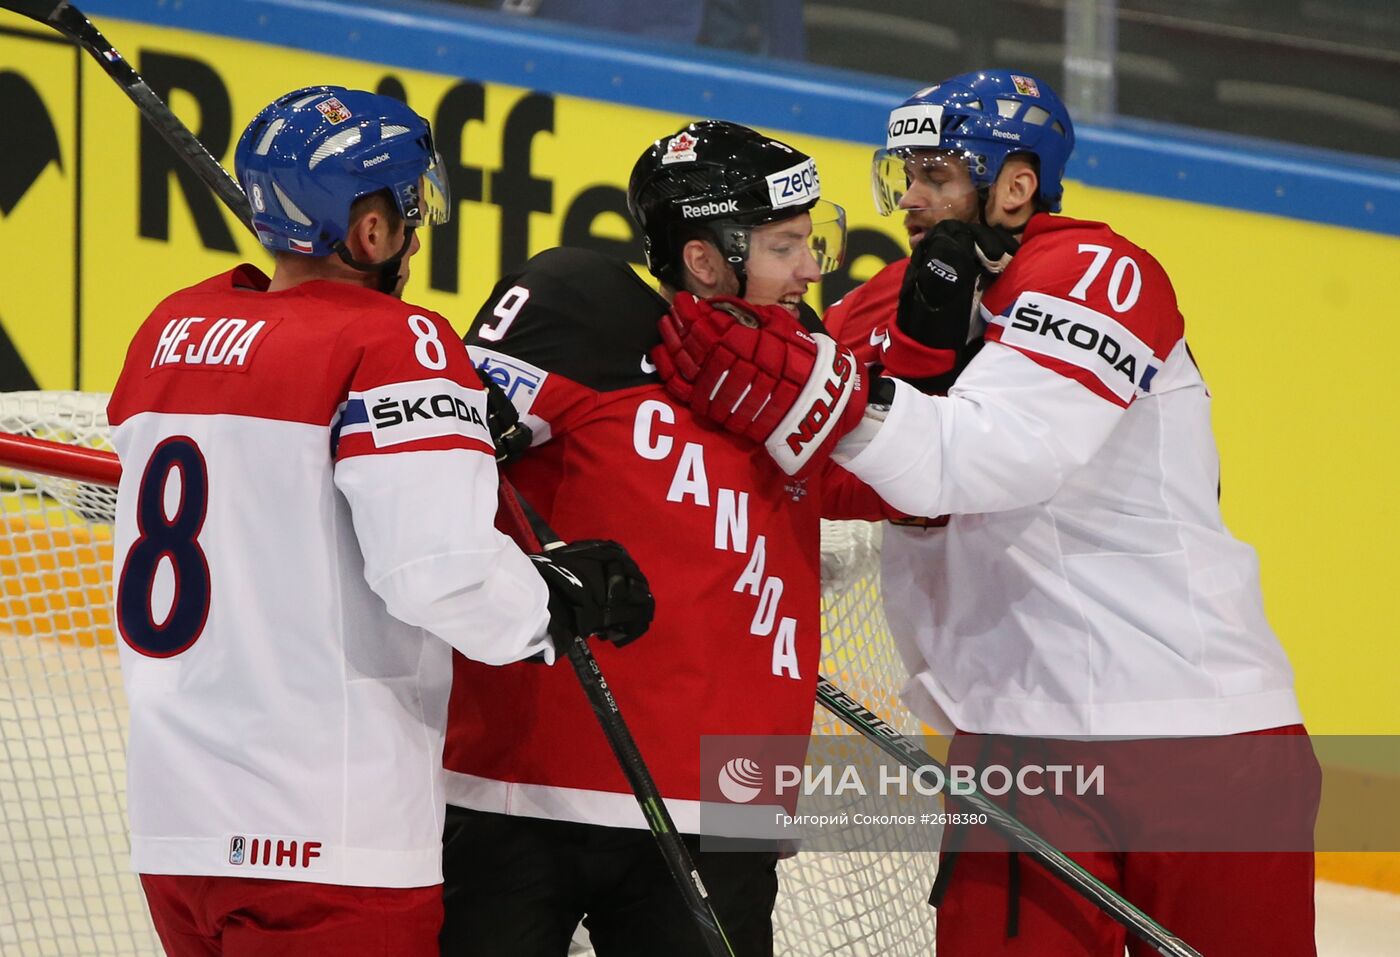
<box><xmin>765</xmin><ymin>158</ymin><xmax>820</xmax><ymax>209</ymax></box>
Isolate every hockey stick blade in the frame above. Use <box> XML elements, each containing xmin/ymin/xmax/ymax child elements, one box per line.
<box><xmin>816</xmin><ymin>677</ymin><xmax>1205</xmax><ymax>957</ymax></box>
<box><xmin>496</xmin><ymin>484</ymin><xmax>737</xmax><ymax>957</ymax></box>
<box><xmin>0</xmin><ymin>0</ymin><xmax>253</xmax><ymax>233</ymax></box>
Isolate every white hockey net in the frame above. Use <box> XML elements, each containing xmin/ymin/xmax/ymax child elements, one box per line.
<box><xmin>0</xmin><ymin>392</ymin><xmax>153</xmax><ymax>956</ymax></box>
<box><xmin>0</xmin><ymin>391</ymin><xmax>938</xmax><ymax>956</ymax></box>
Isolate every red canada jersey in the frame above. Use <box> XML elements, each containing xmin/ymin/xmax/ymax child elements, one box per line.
<box><xmin>443</xmin><ymin>248</ymin><xmax>885</xmax><ymax>835</ymax></box>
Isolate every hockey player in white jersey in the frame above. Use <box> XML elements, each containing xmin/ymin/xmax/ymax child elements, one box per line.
<box><xmin>653</xmin><ymin>71</ymin><xmax>1319</xmax><ymax>955</ymax></box>
<box><xmin>107</xmin><ymin>86</ymin><xmax>653</xmax><ymax>957</ymax></box>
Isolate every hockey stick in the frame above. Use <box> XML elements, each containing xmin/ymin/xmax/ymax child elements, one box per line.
<box><xmin>0</xmin><ymin>440</ymin><xmax>736</xmax><ymax>956</ymax></box>
<box><xmin>0</xmin><ymin>0</ymin><xmax>253</xmax><ymax>233</ymax></box>
<box><xmin>816</xmin><ymin>677</ymin><xmax>1204</xmax><ymax>957</ymax></box>
<box><xmin>495</xmin><ymin>485</ymin><xmax>737</xmax><ymax>957</ymax></box>
<box><xmin>0</xmin><ymin>4</ymin><xmax>736</xmax><ymax>950</ymax></box>
<box><xmin>1</xmin><ymin>3</ymin><xmax>1192</xmax><ymax>951</ymax></box>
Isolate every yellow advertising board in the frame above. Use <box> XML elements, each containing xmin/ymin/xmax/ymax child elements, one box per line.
<box><xmin>1</xmin><ymin>14</ymin><xmax>1399</xmax><ymax>747</ymax></box>
<box><xmin>1</xmin><ymin>18</ymin><xmax>910</xmax><ymax>390</ymax></box>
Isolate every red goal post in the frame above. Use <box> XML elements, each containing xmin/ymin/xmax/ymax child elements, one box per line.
<box><xmin>0</xmin><ymin>390</ymin><xmax>938</xmax><ymax>957</ymax></box>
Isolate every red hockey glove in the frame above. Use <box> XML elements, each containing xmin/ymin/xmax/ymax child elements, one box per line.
<box><xmin>653</xmin><ymin>293</ymin><xmax>869</xmax><ymax>475</ymax></box>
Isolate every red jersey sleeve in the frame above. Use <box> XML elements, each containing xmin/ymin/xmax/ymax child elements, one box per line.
<box><xmin>819</xmin><ymin>460</ymin><xmax>907</xmax><ymax>521</ymax></box>
<box><xmin>825</xmin><ymin>258</ymin><xmax>908</xmax><ymax>369</ymax></box>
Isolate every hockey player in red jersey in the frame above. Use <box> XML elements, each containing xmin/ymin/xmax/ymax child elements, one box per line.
<box><xmin>439</xmin><ymin>121</ymin><xmax>894</xmax><ymax>956</ymax></box>
<box><xmin>653</xmin><ymin>72</ymin><xmax>1319</xmax><ymax>955</ymax></box>
<box><xmin>108</xmin><ymin>86</ymin><xmax>651</xmax><ymax>957</ymax></box>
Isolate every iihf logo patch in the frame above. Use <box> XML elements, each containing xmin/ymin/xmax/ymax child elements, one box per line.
<box><xmin>785</xmin><ymin>478</ymin><xmax>809</xmax><ymax>502</ymax></box>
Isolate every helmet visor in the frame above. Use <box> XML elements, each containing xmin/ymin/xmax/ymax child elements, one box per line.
<box><xmin>409</xmin><ymin>150</ymin><xmax>451</xmax><ymax>227</ymax></box>
<box><xmin>871</xmin><ymin>147</ymin><xmax>980</xmax><ymax>218</ymax></box>
<box><xmin>808</xmin><ymin>199</ymin><xmax>847</xmax><ymax>275</ymax></box>
<box><xmin>740</xmin><ymin>200</ymin><xmax>848</xmax><ymax>287</ymax></box>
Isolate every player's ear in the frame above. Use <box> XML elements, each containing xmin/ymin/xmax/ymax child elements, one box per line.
<box><xmin>680</xmin><ymin>238</ymin><xmax>727</xmax><ymax>297</ymax></box>
<box><xmin>344</xmin><ymin>195</ymin><xmax>401</xmax><ymax>263</ymax></box>
<box><xmin>992</xmin><ymin>156</ymin><xmax>1039</xmax><ymax>222</ymax></box>
<box><xmin>342</xmin><ymin>208</ymin><xmax>377</xmax><ymax>263</ymax></box>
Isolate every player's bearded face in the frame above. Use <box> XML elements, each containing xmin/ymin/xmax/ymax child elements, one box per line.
<box><xmin>873</xmin><ymin>149</ymin><xmax>980</xmax><ymax>248</ymax></box>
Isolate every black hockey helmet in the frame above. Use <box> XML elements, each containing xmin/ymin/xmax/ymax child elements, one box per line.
<box><xmin>627</xmin><ymin>120</ymin><xmax>845</xmax><ymax>292</ymax></box>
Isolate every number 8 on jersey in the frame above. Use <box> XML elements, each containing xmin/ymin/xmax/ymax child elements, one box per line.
<box><xmin>117</xmin><ymin>436</ymin><xmax>212</xmax><ymax>658</ymax></box>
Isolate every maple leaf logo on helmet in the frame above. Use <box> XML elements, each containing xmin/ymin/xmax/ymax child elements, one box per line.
<box><xmin>661</xmin><ymin>131</ymin><xmax>698</xmax><ymax>165</ymax></box>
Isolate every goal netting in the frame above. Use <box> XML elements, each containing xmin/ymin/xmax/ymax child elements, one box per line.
<box><xmin>0</xmin><ymin>390</ymin><xmax>938</xmax><ymax>956</ymax></box>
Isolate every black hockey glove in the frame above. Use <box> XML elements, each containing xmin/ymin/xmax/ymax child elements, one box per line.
<box><xmin>891</xmin><ymin>221</ymin><xmax>1018</xmax><ymax>392</ymax></box>
<box><xmin>480</xmin><ymin>375</ymin><xmax>533</xmax><ymax>464</ymax></box>
<box><xmin>530</xmin><ymin>540</ymin><xmax>655</xmax><ymax>649</ymax></box>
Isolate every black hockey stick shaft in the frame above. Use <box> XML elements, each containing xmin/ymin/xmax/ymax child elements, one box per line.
<box><xmin>0</xmin><ymin>0</ymin><xmax>254</xmax><ymax>233</ymax></box>
<box><xmin>495</xmin><ymin>485</ymin><xmax>736</xmax><ymax>957</ymax></box>
<box><xmin>815</xmin><ymin>677</ymin><xmax>1204</xmax><ymax>957</ymax></box>
<box><xmin>0</xmin><ymin>2</ymin><xmax>734</xmax><ymax>950</ymax></box>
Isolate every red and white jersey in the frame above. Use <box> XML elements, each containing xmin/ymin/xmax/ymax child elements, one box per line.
<box><xmin>108</xmin><ymin>266</ymin><xmax>551</xmax><ymax>888</ymax></box>
<box><xmin>824</xmin><ymin>256</ymin><xmax>907</xmax><ymax>369</ymax></box>
<box><xmin>841</xmin><ymin>214</ymin><xmax>1302</xmax><ymax>737</ymax></box>
<box><xmin>444</xmin><ymin>248</ymin><xmax>890</xmax><ymax>836</ymax></box>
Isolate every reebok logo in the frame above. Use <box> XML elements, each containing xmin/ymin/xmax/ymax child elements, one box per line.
<box><xmin>530</xmin><ymin>554</ymin><xmax>583</xmax><ymax>589</ymax></box>
<box><xmin>682</xmin><ymin>199</ymin><xmax>740</xmax><ymax>219</ymax></box>
<box><xmin>362</xmin><ymin>152</ymin><xmax>392</xmax><ymax>168</ymax></box>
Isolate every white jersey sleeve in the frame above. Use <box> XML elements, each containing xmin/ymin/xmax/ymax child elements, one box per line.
<box><xmin>330</xmin><ymin>310</ymin><xmax>552</xmax><ymax>665</ymax></box>
<box><xmin>335</xmin><ymin>449</ymin><xmax>552</xmax><ymax>665</ymax></box>
<box><xmin>840</xmin><ymin>343</ymin><xmax>1124</xmax><ymax>517</ymax></box>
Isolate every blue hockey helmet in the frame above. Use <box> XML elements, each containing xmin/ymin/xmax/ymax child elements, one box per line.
<box><xmin>872</xmin><ymin>70</ymin><xmax>1075</xmax><ymax>217</ymax></box>
<box><xmin>234</xmin><ymin>86</ymin><xmax>450</xmax><ymax>257</ymax></box>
